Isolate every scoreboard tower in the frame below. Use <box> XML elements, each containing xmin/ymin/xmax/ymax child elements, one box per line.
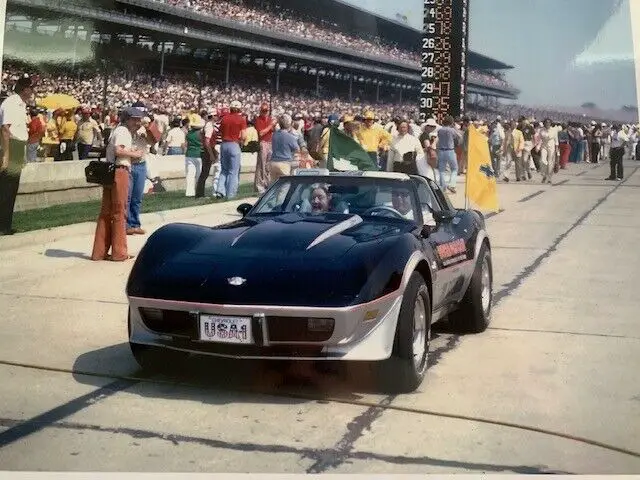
<box><xmin>420</xmin><ymin>0</ymin><xmax>470</xmax><ymax>124</ymax></box>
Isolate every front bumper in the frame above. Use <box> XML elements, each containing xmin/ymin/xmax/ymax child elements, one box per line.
<box><xmin>128</xmin><ymin>291</ymin><xmax>403</xmax><ymax>361</ymax></box>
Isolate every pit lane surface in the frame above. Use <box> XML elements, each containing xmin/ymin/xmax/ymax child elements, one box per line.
<box><xmin>1</xmin><ymin>161</ymin><xmax>639</xmax><ymax>474</ymax></box>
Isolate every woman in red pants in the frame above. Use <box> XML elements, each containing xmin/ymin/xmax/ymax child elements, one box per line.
<box><xmin>557</xmin><ymin>124</ymin><xmax>571</xmax><ymax>169</ymax></box>
<box><xmin>91</xmin><ymin>107</ymin><xmax>145</xmax><ymax>262</ymax></box>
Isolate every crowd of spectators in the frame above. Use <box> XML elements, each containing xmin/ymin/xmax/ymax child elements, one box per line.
<box><xmin>468</xmin><ymin>70</ymin><xmax>517</xmax><ymax>92</ymax></box>
<box><xmin>157</xmin><ymin>0</ymin><xmax>421</xmax><ymax>65</ymax></box>
<box><xmin>1</xmin><ymin>62</ymin><xmax>524</xmax><ymax>120</ymax></box>
<box><xmin>3</xmin><ymin>60</ymin><xmax>636</xmax><ymax>164</ymax></box>
<box><xmin>1</xmin><ymin>64</ymin><xmax>419</xmax><ymax>119</ymax></box>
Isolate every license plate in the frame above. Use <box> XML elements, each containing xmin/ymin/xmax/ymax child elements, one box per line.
<box><xmin>199</xmin><ymin>315</ymin><xmax>253</xmax><ymax>344</ymax></box>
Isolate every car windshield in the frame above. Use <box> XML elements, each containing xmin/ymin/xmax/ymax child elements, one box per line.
<box><xmin>251</xmin><ymin>176</ymin><xmax>423</xmax><ymax>222</ymax></box>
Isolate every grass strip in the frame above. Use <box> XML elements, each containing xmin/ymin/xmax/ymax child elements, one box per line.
<box><xmin>13</xmin><ymin>183</ymin><xmax>255</xmax><ymax>233</ymax></box>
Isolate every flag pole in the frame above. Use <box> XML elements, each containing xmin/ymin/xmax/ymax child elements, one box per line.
<box><xmin>464</xmin><ymin>127</ymin><xmax>471</xmax><ymax>210</ymax></box>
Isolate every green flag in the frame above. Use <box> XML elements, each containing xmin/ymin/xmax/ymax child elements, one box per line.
<box><xmin>327</xmin><ymin>126</ymin><xmax>379</xmax><ymax>171</ymax></box>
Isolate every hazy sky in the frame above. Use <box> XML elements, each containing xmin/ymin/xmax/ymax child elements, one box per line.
<box><xmin>342</xmin><ymin>0</ymin><xmax>638</xmax><ymax>109</ymax></box>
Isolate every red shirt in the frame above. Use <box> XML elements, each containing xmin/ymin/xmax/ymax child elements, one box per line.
<box><xmin>254</xmin><ymin>115</ymin><xmax>274</xmax><ymax>142</ymax></box>
<box><xmin>220</xmin><ymin>112</ymin><xmax>247</xmax><ymax>142</ymax></box>
<box><xmin>28</xmin><ymin>117</ymin><xmax>46</xmax><ymax>143</ymax></box>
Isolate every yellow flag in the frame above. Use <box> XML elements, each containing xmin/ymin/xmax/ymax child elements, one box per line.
<box><xmin>465</xmin><ymin>125</ymin><xmax>500</xmax><ymax>213</ymax></box>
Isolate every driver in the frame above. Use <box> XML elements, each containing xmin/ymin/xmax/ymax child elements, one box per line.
<box><xmin>391</xmin><ymin>188</ymin><xmax>414</xmax><ymax>219</ymax></box>
<box><xmin>310</xmin><ymin>185</ymin><xmax>331</xmax><ymax>213</ymax></box>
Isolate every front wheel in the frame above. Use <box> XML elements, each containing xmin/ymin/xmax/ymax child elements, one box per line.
<box><xmin>128</xmin><ymin>312</ymin><xmax>190</xmax><ymax>373</ymax></box>
<box><xmin>376</xmin><ymin>271</ymin><xmax>432</xmax><ymax>394</ymax></box>
<box><xmin>129</xmin><ymin>342</ymin><xmax>190</xmax><ymax>373</ymax></box>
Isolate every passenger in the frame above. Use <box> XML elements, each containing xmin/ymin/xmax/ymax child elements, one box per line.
<box><xmin>310</xmin><ymin>185</ymin><xmax>331</xmax><ymax>214</ymax></box>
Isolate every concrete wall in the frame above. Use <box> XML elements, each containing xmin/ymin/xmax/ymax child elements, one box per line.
<box><xmin>15</xmin><ymin>153</ymin><xmax>258</xmax><ymax>212</ymax></box>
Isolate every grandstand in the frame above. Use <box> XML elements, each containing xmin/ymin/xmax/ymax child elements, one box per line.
<box><xmin>3</xmin><ymin>0</ymin><xmax>520</xmax><ymax>117</ymax></box>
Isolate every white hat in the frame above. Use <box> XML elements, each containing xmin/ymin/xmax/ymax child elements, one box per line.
<box><xmin>425</xmin><ymin>118</ymin><xmax>438</xmax><ymax>127</ymax></box>
<box><xmin>230</xmin><ymin>100</ymin><xmax>242</xmax><ymax>109</ymax></box>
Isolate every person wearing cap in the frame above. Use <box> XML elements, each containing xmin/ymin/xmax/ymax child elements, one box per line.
<box><xmin>253</xmin><ymin>103</ymin><xmax>275</xmax><ymax>194</ymax></box>
<box><xmin>215</xmin><ymin>100</ymin><xmax>247</xmax><ymax>199</ymax></box>
<box><xmin>126</xmin><ymin>110</ymin><xmax>156</xmax><ymax>235</ymax></box>
<box><xmin>184</xmin><ymin>114</ymin><xmax>205</xmax><ymax>197</ymax></box>
<box><xmin>91</xmin><ymin>107</ymin><xmax>145</xmax><ymax>261</ymax></box>
<box><xmin>0</xmin><ymin>74</ymin><xmax>34</xmax><ymax>235</ymax></box>
<box><xmin>357</xmin><ymin>111</ymin><xmax>392</xmax><ymax>170</ymax></box>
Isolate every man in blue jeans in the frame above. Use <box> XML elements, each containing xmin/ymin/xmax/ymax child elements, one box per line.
<box><xmin>215</xmin><ymin>100</ymin><xmax>247</xmax><ymax>199</ymax></box>
<box><xmin>126</xmin><ymin>113</ymin><xmax>154</xmax><ymax>235</ymax></box>
<box><xmin>437</xmin><ymin>115</ymin><xmax>462</xmax><ymax>194</ymax></box>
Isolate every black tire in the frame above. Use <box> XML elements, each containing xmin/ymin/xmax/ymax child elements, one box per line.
<box><xmin>128</xmin><ymin>312</ymin><xmax>189</xmax><ymax>373</ymax></box>
<box><xmin>450</xmin><ymin>243</ymin><xmax>493</xmax><ymax>333</ymax></box>
<box><xmin>376</xmin><ymin>271</ymin><xmax>432</xmax><ymax>394</ymax></box>
<box><xmin>129</xmin><ymin>342</ymin><xmax>190</xmax><ymax>373</ymax></box>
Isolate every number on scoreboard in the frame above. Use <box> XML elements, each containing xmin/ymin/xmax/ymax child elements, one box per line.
<box><xmin>420</xmin><ymin>0</ymin><xmax>470</xmax><ymax>124</ymax></box>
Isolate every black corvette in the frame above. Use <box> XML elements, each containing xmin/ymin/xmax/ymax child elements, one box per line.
<box><xmin>126</xmin><ymin>170</ymin><xmax>493</xmax><ymax>393</ymax></box>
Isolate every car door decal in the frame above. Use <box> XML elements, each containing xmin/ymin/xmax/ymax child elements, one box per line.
<box><xmin>435</xmin><ymin>238</ymin><xmax>469</xmax><ymax>267</ymax></box>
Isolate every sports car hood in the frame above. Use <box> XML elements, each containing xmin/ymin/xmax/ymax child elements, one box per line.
<box><xmin>128</xmin><ymin>213</ymin><xmax>416</xmax><ymax>307</ymax></box>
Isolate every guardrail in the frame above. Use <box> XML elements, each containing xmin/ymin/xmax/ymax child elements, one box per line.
<box><xmin>15</xmin><ymin>153</ymin><xmax>258</xmax><ymax>211</ymax></box>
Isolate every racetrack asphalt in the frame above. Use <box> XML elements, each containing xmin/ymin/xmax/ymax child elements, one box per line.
<box><xmin>0</xmin><ymin>160</ymin><xmax>639</xmax><ymax>474</ymax></box>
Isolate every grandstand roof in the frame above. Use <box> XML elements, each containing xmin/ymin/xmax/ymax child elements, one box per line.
<box><xmin>313</xmin><ymin>0</ymin><xmax>514</xmax><ymax>70</ymax></box>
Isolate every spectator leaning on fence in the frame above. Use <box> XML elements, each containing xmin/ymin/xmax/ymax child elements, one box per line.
<box><xmin>91</xmin><ymin>107</ymin><xmax>145</xmax><ymax>262</ymax></box>
<box><xmin>0</xmin><ymin>74</ymin><xmax>35</xmax><ymax>236</ymax></box>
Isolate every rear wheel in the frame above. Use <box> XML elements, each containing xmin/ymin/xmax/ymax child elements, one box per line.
<box><xmin>450</xmin><ymin>243</ymin><xmax>492</xmax><ymax>333</ymax></box>
<box><xmin>376</xmin><ymin>271</ymin><xmax>431</xmax><ymax>394</ymax></box>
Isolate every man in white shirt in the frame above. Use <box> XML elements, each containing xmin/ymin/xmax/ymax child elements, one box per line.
<box><xmin>0</xmin><ymin>75</ymin><xmax>34</xmax><ymax>235</ymax></box>
<box><xmin>539</xmin><ymin>118</ymin><xmax>559</xmax><ymax>184</ymax></box>
<box><xmin>387</xmin><ymin>121</ymin><xmax>423</xmax><ymax>175</ymax></box>
<box><xmin>606</xmin><ymin>125</ymin><xmax>628</xmax><ymax>181</ymax></box>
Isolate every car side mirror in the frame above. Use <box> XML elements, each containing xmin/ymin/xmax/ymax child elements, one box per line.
<box><xmin>237</xmin><ymin>203</ymin><xmax>253</xmax><ymax>217</ymax></box>
<box><xmin>420</xmin><ymin>224</ymin><xmax>435</xmax><ymax>237</ymax></box>
<box><xmin>434</xmin><ymin>210</ymin><xmax>454</xmax><ymax>223</ymax></box>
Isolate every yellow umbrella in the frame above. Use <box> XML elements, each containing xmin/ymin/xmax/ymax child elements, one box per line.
<box><xmin>37</xmin><ymin>94</ymin><xmax>80</xmax><ymax>111</ymax></box>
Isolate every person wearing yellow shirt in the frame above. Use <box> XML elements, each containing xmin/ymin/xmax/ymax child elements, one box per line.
<box><xmin>75</xmin><ymin>108</ymin><xmax>101</xmax><ymax>160</ymax></box>
<box><xmin>356</xmin><ymin>111</ymin><xmax>392</xmax><ymax>170</ymax></box>
<box><xmin>504</xmin><ymin>120</ymin><xmax>527</xmax><ymax>181</ymax></box>
<box><xmin>57</xmin><ymin>110</ymin><xmax>78</xmax><ymax>161</ymax></box>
